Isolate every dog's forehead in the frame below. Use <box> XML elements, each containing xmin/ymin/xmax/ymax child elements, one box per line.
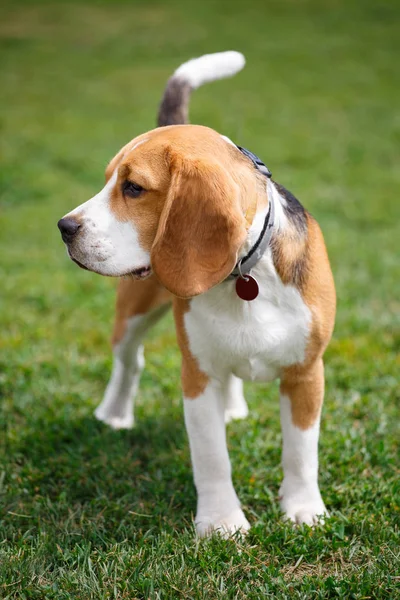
<box><xmin>120</xmin><ymin>125</ymin><xmax>234</xmax><ymax>165</ymax></box>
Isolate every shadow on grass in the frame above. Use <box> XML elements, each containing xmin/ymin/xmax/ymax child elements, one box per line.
<box><xmin>4</xmin><ymin>410</ymin><xmax>194</xmax><ymax>536</ymax></box>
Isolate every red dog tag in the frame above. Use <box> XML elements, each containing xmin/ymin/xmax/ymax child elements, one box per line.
<box><xmin>236</xmin><ymin>275</ymin><xmax>259</xmax><ymax>301</ymax></box>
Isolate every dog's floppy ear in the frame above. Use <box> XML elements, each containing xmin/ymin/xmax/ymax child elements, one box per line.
<box><xmin>151</xmin><ymin>156</ymin><xmax>246</xmax><ymax>298</ymax></box>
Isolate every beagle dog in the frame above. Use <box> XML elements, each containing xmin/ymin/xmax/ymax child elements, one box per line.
<box><xmin>58</xmin><ymin>51</ymin><xmax>336</xmax><ymax>537</ymax></box>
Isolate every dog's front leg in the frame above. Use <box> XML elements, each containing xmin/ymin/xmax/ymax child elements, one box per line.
<box><xmin>279</xmin><ymin>358</ymin><xmax>328</xmax><ymax>525</ymax></box>
<box><xmin>184</xmin><ymin>379</ymin><xmax>250</xmax><ymax>537</ymax></box>
<box><xmin>95</xmin><ymin>277</ymin><xmax>170</xmax><ymax>430</ymax></box>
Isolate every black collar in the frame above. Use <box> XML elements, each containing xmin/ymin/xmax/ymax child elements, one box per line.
<box><xmin>237</xmin><ymin>146</ymin><xmax>272</xmax><ymax>179</ymax></box>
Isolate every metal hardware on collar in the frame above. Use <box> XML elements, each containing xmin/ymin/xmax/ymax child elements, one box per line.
<box><xmin>237</xmin><ymin>258</ymin><xmax>247</xmax><ymax>280</ymax></box>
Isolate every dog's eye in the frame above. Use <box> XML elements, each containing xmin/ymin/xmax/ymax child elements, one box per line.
<box><xmin>122</xmin><ymin>180</ymin><xmax>144</xmax><ymax>198</ymax></box>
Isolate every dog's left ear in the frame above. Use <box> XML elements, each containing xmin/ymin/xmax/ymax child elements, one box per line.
<box><xmin>151</xmin><ymin>156</ymin><xmax>246</xmax><ymax>298</ymax></box>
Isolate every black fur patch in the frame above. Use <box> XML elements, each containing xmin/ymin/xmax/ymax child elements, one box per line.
<box><xmin>273</xmin><ymin>181</ymin><xmax>308</xmax><ymax>234</ymax></box>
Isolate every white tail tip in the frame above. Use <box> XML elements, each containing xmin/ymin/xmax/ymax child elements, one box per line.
<box><xmin>173</xmin><ymin>51</ymin><xmax>246</xmax><ymax>89</ymax></box>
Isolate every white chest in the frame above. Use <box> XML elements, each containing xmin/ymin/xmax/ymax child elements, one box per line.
<box><xmin>184</xmin><ymin>253</ymin><xmax>312</xmax><ymax>383</ymax></box>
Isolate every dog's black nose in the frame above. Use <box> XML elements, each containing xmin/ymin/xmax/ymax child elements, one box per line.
<box><xmin>57</xmin><ymin>218</ymin><xmax>81</xmax><ymax>242</ymax></box>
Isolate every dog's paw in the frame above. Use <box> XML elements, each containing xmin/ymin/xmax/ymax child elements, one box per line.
<box><xmin>94</xmin><ymin>406</ymin><xmax>135</xmax><ymax>430</ymax></box>
<box><xmin>224</xmin><ymin>397</ymin><xmax>249</xmax><ymax>423</ymax></box>
<box><xmin>195</xmin><ymin>509</ymin><xmax>250</xmax><ymax>538</ymax></box>
<box><xmin>224</xmin><ymin>405</ymin><xmax>249</xmax><ymax>423</ymax></box>
<box><xmin>279</xmin><ymin>481</ymin><xmax>328</xmax><ymax>526</ymax></box>
<box><xmin>282</xmin><ymin>501</ymin><xmax>328</xmax><ymax>526</ymax></box>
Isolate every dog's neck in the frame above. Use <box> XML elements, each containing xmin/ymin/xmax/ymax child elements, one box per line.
<box><xmin>231</xmin><ymin>146</ymin><xmax>308</xmax><ymax>284</ymax></box>
<box><xmin>236</xmin><ymin>179</ymin><xmax>283</xmax><ymax>259</ymax></box>
<box><xmin>237</xmin><ymin>179</ymin><xmax>309</xmax><ymax>289</ymax></box>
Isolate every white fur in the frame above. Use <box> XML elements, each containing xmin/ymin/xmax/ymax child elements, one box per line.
<box><xmin>128</xmin><ymin>137</ymin><xmax>149</xmax><ymax>153</ymax></box>
<box><xmin>174</xmin><ymin>51</ymin><xmax>245</xmax><ymax>89</ymax></box>
<box><xmin>279</xmin><ymin>395</ymin><xmax>327</xmax><ymax>525</ymax></box>
<box><xmin>184</xmin><ymin>381</ymin><xmax>250</xmax><ymax>537</ymax></box>
<box><xmin>220</xmin><ymin>134</ymin><xmax>236</xmax><ymax>147</ymax></box>
<box><xmin>63</xmin><ymin>170</ymin><xmax>150</xmax><ymax>276</ymax></box>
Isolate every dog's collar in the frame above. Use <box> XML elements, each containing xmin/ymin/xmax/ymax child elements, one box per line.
<box><xmin>230</xmin><ymin>146</ymin><xmax>274</xmax><ymax>279</ymax></box>
<box><xmin>236</xmin><ymin>145</ymin><xmax>272</xmax><ymax>179</ymax></box>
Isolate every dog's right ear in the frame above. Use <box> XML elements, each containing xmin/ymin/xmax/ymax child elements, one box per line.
<box><xmin>151</xmin><ymin>155</ymin><xmax>247</xmax><ymax>298</ymax></box>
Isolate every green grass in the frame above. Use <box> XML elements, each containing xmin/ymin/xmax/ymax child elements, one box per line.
<box><xmin>1</xmin><ymin>0</ymin><xmax>399</xmax><ymax>597</ymax></box>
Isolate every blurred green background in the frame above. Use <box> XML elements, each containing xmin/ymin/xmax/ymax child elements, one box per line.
<box><xmin>0</xmin><ymin>1</ymin><xmax>399</xmax><ymax>598</ymax></box>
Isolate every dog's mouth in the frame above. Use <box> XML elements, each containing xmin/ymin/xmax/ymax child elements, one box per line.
<box><xmin>70</xmin><ymin>256</ymin><xmax>89</xmax><ymax>271</ymax></box>
<box><xmin>68</xmin><ymin>251</ymin><xmax>152</xmax><ymax>280</ymax></box>
<box><xmin>127</xmin><ymin>265</ymin><xmax>152</xmax><ymax>280</ymax></box>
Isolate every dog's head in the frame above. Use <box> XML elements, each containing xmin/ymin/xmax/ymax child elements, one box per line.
<box><xmin>58</xmin><ymin>125</ymin><xmax>265</xmax><ymax>298</ymax></box>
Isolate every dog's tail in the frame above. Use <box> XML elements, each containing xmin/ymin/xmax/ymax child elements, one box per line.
<box><xmin>157</xmin><ymin>51</ymin><xmax>245</xmax><ymax>127</ymax></box>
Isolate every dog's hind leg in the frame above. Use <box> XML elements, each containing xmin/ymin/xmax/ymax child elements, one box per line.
<box><xmin>95</xmin><ymin>276</ymin><xmax>171</xmax><ymax>429</ymax></box>
<box><xmin>224</xmin><ymin>376</ymin><xmax>249</xmax><ymax>423</ymax></box>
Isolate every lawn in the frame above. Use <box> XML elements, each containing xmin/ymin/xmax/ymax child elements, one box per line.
<box><xmin>0</xmin><ymin>0</ymin><xmax>399</xmax><ymax>597</ymax></box>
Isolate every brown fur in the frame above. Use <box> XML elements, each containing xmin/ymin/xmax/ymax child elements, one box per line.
<box><xmin>112</xmin><ymin>275</ymin><xmax>171</xmax><ymax>345</ymax></box>
<box><xmin>279</xmin><ymin>214</ymin><xmax>336</xmax><ymax>429</ymax></box>
<box><xmin>301</xmin><ymin>215</ymin><xmax>336</xmax><ymax>357</ymax></box>
<box><xmin>105</xmin><ymin>125</ymin><xmax>265</xmax><ymax>296</ymax></box>
<box><xmin>151</xmin><ymin>153</ymin><xmax>247</xmax><ymax>297</ymax></box>
<box><xmin>271</xmin><ymin>229</ymin><xmax>309</xmax><ymax>291</ymax></box>
<box><xmin>280</xmin><ymin>359</ymin><xmax>325</xmax><ymax>430</ymax></box>
<box><xmin>173</xmin><ymin>297</ymin><xmax>209</xmax><ymax>398</ymax></box>
<box><xmin>108</xmin><ymin>125</ymin><xmax>270</xmax><ymax>401</ymax></box>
